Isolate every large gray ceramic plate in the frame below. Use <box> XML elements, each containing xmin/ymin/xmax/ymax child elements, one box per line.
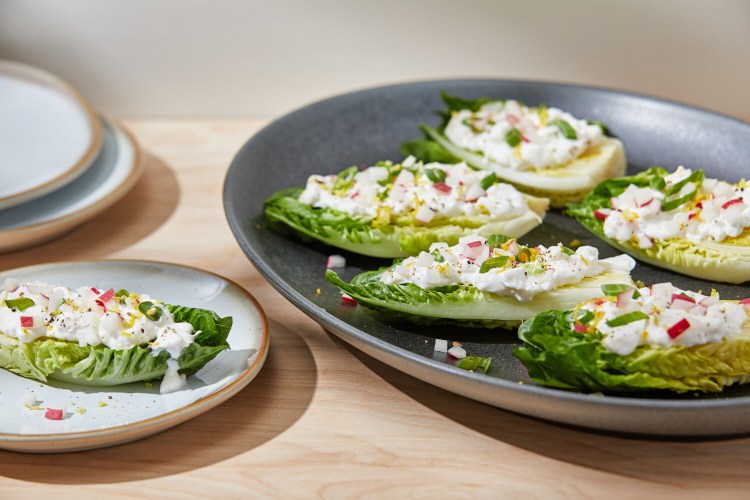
<box><xmin>224</xmin><ymin>80</ymin><xmax>750</xmax><ymax>437</ymax></box>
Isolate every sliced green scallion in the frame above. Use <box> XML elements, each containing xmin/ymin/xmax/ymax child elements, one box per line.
<box><xmin>479</xmin><ymin>256</ymin><xmax>509</xmax><ymax>274</ymax></box>
<box><xmin>425</xmin><ymin>168</ymin><xmax>447</xmax><ymax>184</ymax></box>
<box><xmin>551</xmin><ymin>119</ymin><xmax>577</xmax><ymax>140</ymax></box>
<box><xmin>457</xmin><ymin>356</ymin><xmax>492</xmax><ymax>373</ymax></box>
<box><xmin>5</xmin><ymin>298</ymin><xmax>35</xmax><ymax>311</ymax></box>
<box><xmin>480</xmin><ymin>173</ymin><xmax>497</xmax><ymax>191</ymax></box>
<box><xmin>606</xmin><ymin>311</ymin><xmax>648</xmax><ymax>327</ymax></box>
<box><xmin>138</xmin><ymin>301</ymin><xmax>163</xmax><ymax>321</ymax></box>
<box><xmin>505</xmin><ymin>128</ymin><xmax>522</xmax><ymax>147</ymax></box>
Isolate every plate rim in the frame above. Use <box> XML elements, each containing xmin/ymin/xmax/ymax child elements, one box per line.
<box><xmin>0</xmin><ymin>259</ymin><xmax>270</xmax><ymax>451</ymax></box>
<box><xmin>0</xmin><ymin>59</ymin><xmax>103</xmax><ymax>209</ymax></box>
<box><xmin>223</xmin><ymin>78</ymin><xmax>750</xmax><ymax>436</ymax></box>
<box><xmin>0</xmin><ymin>115</ymin><xmax>144</xmax><ymax>253</ymax></box>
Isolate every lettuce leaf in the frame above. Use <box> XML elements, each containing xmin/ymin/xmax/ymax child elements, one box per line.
<box><xmin>0</xmin><ymin>304</ymin><xmax>231</xmax><ymax>386</ymax></box>
<box><xmin>265</xmin><ymin>183</ymin><xmax>548</xmax><ymax>258</ymax></box>
<box><xmin>325</xmin><ymin>264</ymin><xmax>634</xmax><ymax>329</ymax></box>
<box><xmin>400</xmin><ymin>92</ymin><xmax>626</xmax><ymax>207</ymax></box>
<box><xmin>515</xmin><ymin>309</ymin><xmax>750</xmax><ymax>393</ymax></box>
<box><xmin>568</xmin><ymin>168</ymin><xmax>750</xmax><ymax>283</ymax></box>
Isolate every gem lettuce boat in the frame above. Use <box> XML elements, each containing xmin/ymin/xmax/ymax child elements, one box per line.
<box><xmin>515</xmin><ymin>283</ymin><xmax>750</xmax><ymax>393</ymax></box>
<box><xmin>567</xmin><ymin>166</ymin><xmax>750</xmax><ymax>283</ymax></box>
<box><xmin>265</xmin><ymin>157</ymin><xmax>549</xmax><ymax>257</ymax></box>
<box><xmin>401</xmin><ymin>92</ymin><xmax>626</xmax><ymax>207</ymax></box>
<box><xmin>0</xmin><ymin>280</ymin><xmax>232</xmax><ymax>393</ymax></box>
<box><xmin>326</xmin><ymin>234</ymin><xmax>635</xmax><ymax>329</ymax></box>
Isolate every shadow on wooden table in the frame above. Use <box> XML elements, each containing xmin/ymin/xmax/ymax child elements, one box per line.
<box><xmin>0</xmin><ymin>318</ymin><xmax>316</xmax><ymax>484</ymax></box>
<box><xmin>0</xmin><ymin>151</ymin><xmax>179</xmax><ymax>270</ymax></box>
<box><xmin>339</xmin><ymin>338</ymin><xmax>750</xmax><ymax>488</ymax></box>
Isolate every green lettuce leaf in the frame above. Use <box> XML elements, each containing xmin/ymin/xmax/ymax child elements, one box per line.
<box><xmin>0</xmin><ymin>304</ymin><xmax>231</xmax><ymax>386</ymax></box>
<box><xmin>567</xmin><ymin>167</ymin><xmax>750</xmax><ymax>283</ymax></box>
<box><xmin>400</xmin><ymin>92</ymin><xmax>626</xmax><ymax>207</ymax></box>
<box><xmin>265</xmin><ymin>178</ymin><xmax>548</xmax><ymax>258</ymax></box>
<box><xmin>325</xmin><ymin>263</ymin><xmax>634</xmax><ymax>329</ymax></box>
<box><xmin>515</xmin><ymin>309</ymin><xmax>750</xmax><ymax>393</ymax></box>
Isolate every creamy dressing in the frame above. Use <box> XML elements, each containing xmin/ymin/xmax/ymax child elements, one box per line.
<box><xmin>298</xmin><ymin>157</ymin><xmax>533</xmax><ymax>224</ymax></box>
<box><xmin>0</xmin><ymin>279</ymin><xmax>196</xmax><ymax>393</ymax></box>
<box><xmin>577</xmin><ymin>283</ymin><xmax>749</xmax><ymax>356</ymax></box>
<box><xmin>600</xmin><ymin>166</ymin><xmax>750</xmax><ymax>247</ymax></box>
<box><xmin>380</xmin><ymin>234</ymin><xmax>635</xmax><ymax>301</ymax></box>
<box><xmin>443</xmin><ymin>99</ymin><xmax>603</xmax><ymax>171</ymax></box>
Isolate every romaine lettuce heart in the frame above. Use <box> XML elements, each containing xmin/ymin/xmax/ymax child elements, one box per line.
<box><xmin>568</xmin><ymin>167</ymin><xmax>750</xmax><ymax>283</ymax></box>
<box><xmin>515</xmin><ymin>309</ymin><xmax>750</xmax><ymax>393</ymax></box>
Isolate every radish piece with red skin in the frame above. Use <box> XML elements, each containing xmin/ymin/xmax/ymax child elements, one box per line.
<box><xmin>574</xmin><ymin>323</ymin><xmax>588</xmax><ymax>333</ymax></box>
<box><xmin>447</xmin><ymin>346</ymin><xmax>466</xmax><ymax>359</ymax></box>
<box><xmin>722</xmin><ymin>198</ymin><xmax>743</xmax><ymax>209</ymax></box>
<box><xmin>616</xmin><ymin>288</ymin><xmax>635</xmax><ymax>308</ymax></box>
<box><xmin>340</xmin><ymin>294</ymin><xmax>357</xmax><ymax>305</ymax></box>
<box><xmin>90</xmin><ymin>287</ymin><xmax>100</xmax><ymax>295</ymax></box>
<box><xmin>667</xmin><ymin>319</ymin><xmax>690</xmax><ymax>339</ymax></box>
<box><xmin>326</xmin><ymin>255</ymin><xmax>346</xmax><ymax>269</ymax></box>
<box><xmin>98</xmin><ymin>288</ymin><xmax>116</xmax><ymax>303</ymax></box>
<box><xmin>20</xmin><ymin>316</ymin><xmax>33</xmax><ymax>328</ymax></box>
<box><xmin>44</xmin><ymin>408</ymin><xmax>64</xmax><ymax>420</ymax></box>
<box><xmin>432</xmin><ymin>182</ymin><xmax>451</xmax><ymax>194</ymax></box>
<box><xmin>593</xmin><ymin>209</ymin><xmax>609</xmax><ymax>221</ymax></box>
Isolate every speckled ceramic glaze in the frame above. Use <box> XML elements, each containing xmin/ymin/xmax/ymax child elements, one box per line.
<box><xmin>0</xmin><ymin>260</ymin><xmax>269</xmax><ymax>452</ymax></box>
<box><xmin>224</xmin><ymin>80</ymin><xmax>750</xmax><ymax>437</ymax></box>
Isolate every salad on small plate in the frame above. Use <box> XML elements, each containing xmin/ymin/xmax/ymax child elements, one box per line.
<box><xmin>265</xmin><ymin>157</ymin><xmax>549</xmax><ymax>258</ymax></box>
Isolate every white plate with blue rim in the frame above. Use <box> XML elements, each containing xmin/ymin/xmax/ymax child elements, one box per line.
<box><xmin>0</xmin><ymin>59</ymin><xmax>103</xmax><ymax>210</ymax></box>
<box><xmin>0</xmin><ymin>115</ymin><xmax>142</xmax><ymax>253</ymax></box>
<box><xmin>0</xmin><ymin>260</ymin><xmax>269</xmax><ymax>453</ymax></box>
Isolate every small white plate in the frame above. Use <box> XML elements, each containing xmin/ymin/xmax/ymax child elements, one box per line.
<box><xmin>0</xmin><ymin>260</ymin><xmax>269</xmax><ymax>453</ymax></box>
<box><xmin>0</xmin><ymin>116</ymin><xmax>142</xmax><ymax>253</ymax></box>
<box><xmin>0</xmin><ymin>60</ymin><xmax>102</xmax><ymax>210</ymax></box>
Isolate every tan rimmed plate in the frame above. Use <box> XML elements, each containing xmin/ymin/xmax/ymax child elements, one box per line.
<box><xmin>0</xmin><ymin>60</ymin><xmax>102</xmax><ymax>210</ymax></box>
<box><xmin>0</xmin><ymin>260</ymin><xmax>269</xmax><ymax>453</ymax></box>
<box><xmin>0</xmin><ymin>116</ymin><xmax>142</xmax><ymax>253</ymax></box>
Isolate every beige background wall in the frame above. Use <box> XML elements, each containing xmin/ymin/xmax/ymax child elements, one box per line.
<box><xmin>1</xmin><ymin>0</ymin><xmax>748</xmax><ymax>119</ymax></box>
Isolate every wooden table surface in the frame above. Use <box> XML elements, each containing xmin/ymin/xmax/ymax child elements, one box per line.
<box><xmin>2</xmin><ymin>119</ymin><xmax>750</xmax><ymax>498</ymax></box>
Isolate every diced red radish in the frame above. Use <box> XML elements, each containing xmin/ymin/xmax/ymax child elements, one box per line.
<box><xmin>349</xmin><ymin>191</ymin><xmax>360</xmax><ymax>199</ymax></box>
<box><xmin>463</xmin><ymin>183</ymin><xmax>485</xmax><ymax>202</ymax></box>
<box><xmin>432</xmin><ymin>182</ymin><xmax>451</xmax><ymax>194</ymax></box>
<box><xmin>98</xmin><ymin>288</ymin><xmax>116</xmax><ymax>303</ymax></box>
<box><xmin>639</xmin><ymin>198</ymin><xmax>654</xmax><ymax>208</ymax></box>
<box><xmin>326</xmin><ymin>255</ymin><xmax>346</xmax><ymax>269</ymax></box>
<box><xmin>617</xmin><ymin>288</ymin><xmax>635</xmax><ymax>308</ymax></box>
<box><xmin>434</xmin><ymin>339</ymin><xmax>448</xmax><ymax>353</ymax></box>
<box><xmin>650</xmin><ymin>283</ymin><xmax>673</xmax><ymax>299</ymax></box>
<box><xmin>90</xmin><ymin>287</ymin><xmax>100</xmax><ymax>295</ymax></box>
<box><xmin>414</xmin><ymin>205</ymin><xmax>435</xmax><ymax>224</ymax></box>
<box><xmin>667</xmin><ymin>319</ymin><xmax>690</xmax><ymax>339</ymax></box>
<box><xmin>633</xmin><ymin>190</ymin><xmax>654</xmax><ymax>207</ymax></box>
<box><xmin>574</xmin><ymin>323</ymin><xmax>588</xmax><ymax>333</ymax></box>
<box><xmin>688</xmin><ymin>211</ymin><xmax>698</xmax><ymax>220</ymax></box>
<box><xmin>671</xmin><ymin>293</ymin><xmax>695</xmax><ymax>305</ymax></box>
<box><xmin>20</xmin><ymin>316</ymin><xmax>33</xmax><ymax>328</ymax></box>
<box><xmin>44</xmin><ymin>408</ymin><xmax>64</xmax><ymax>420</ymax></box>
<box><xmin>340</xmin><ymin>294</ymin><xmax>357</xmax><ymax>305</ymax></box>
<box><xmin>636</xmin><ymin>233</ymin><xmax>653</xmax><ymax>249</ymax></box>
<box><xmin>670</xmin><ymin>298</ymin><xmax>694</xmax><ymax>311</ymax></box>
<box><xmin>740</xmin><ymin>298</ymin><xmax>750</xmax><ymax>310</ymax></box>
<box><xmin>463</xmin><ymin>241</ymin><xmax>485</xmax><ymax>261</ymax></box>
<box><xmin>95</xmin><ymin>299</ymin><xmax>107</xmax><ymax>312</ymax></box>
<box><xmin>722</xmin><ymin>198</ymin><xmax>743</xmax><ymax>209</ymax></box>
<box><xmin>699</xmin><ymin>295</ymin><xmax>720</xmax><ymax>308</ymax></box>
<box><xmin>505</xmin><ymin>240</ymin><xmax>519</xmax><ymax>255</ymax></box>
<box><xmin>447</xmin><ymin>346</ymin><xmax>467</xmax><ymax>359</ymax></box>
<box><xmin>610</xmin><ymin>197</ymin><xmax>623</xmax><ymax>210</ymax></box>
<box><xmin>593</xmin><ymin>209</ymin><xmax>610</xmax><ymax>221</ymax></box>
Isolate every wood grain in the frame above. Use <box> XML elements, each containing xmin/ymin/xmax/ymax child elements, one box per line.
<box><xmin>1</xmin><ymin>119</ymin><xmax>750</xmax><ymax>498</ymax></box>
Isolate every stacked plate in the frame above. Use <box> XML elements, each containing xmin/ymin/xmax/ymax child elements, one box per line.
<box><xmin>0</xmin><ymin>60</ymin><xmax>143</xmax><ymax>252</ymax></box>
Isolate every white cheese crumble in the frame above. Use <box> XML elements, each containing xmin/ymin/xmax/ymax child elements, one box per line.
<box><xmin>444</xmin><ymin>99</ymin><xmax>603</xmax><ymax>170</ymax></box>
<box><xmin>599</xmin><ymin>166</ymin><xmax>750</xmax><ymax>247</ymax></box>
<box><xmin>298</xmin><ymin>158</ymin><xmax>533</xmax><ymax>223</ymax></box>
<box><xmin>380</xmin><ymin>234</ymin><xmax>635</xmax><ymax>302</ymax></box>
<box><xmin>577</xmin><ymin>283</ymin><xmax>749</xmax><ymax>356</ymax></box>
